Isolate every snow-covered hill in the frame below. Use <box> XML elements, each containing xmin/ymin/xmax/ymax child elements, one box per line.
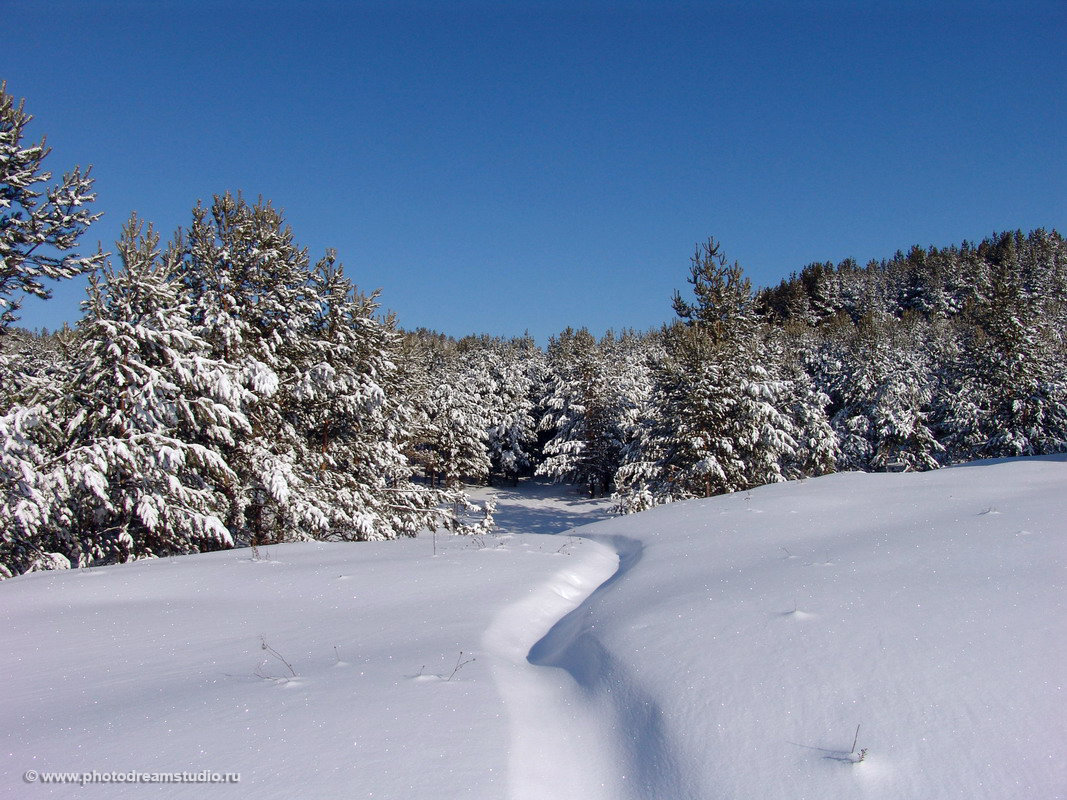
<box><xmin>2</xmin><ymin>458</ymin><xmax>1064</xmax><ymax>799</ymax></box>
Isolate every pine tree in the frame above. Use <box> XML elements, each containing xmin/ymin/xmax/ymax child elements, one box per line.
<box><xmin>174</xmin><ymin>193</ymin><xmax>324</xmax><ymax>544</ymax></box>
<box><xmin>51</xmin><ymin>216</ymin><xmax>241</xmax><ymax>565</ymax></box>
<box><xmin>776</xmin><ymin>327</ymin><xmax>840</xmax><ymax>477</ymax></box>
<box><xmin>615</xmin><ymin>239</ymin><xmax>809</xmax><ymax>511</ymax></box>
<box><xmin>0</xmin><ymin>402</ymin><xmax>65</xmax><ymax>577</ymax></box>
<box><xmin>536</xmin><ymin>327</ymin><xmax>626</xmax><ymax>497</ymax></box>
<box><xmin>825</xmin><ymin>312</ymin><xmax>942</xmax><ymax>471</ymax></box>
<box><xmin>0</xmin><ymin>81</ymin><xmax>104</xmax><ymax>330</ymax></box>
<box><xmin>418</xmin><ymin>355</ymin><xmax>492</xmax><ymax>489</ymax></box>
<box><xmin>480</xmin><ymin>336</ymin><xmax>542</xmax><ymax>485</ymax></box>
<box><xmin>175</xmin><ymin>197</ymin><xmax>492</xmax><ymax>541</ymax></box>
<box><xmin>399</xmin><ymin>334</ymin><xmax>490</xmax><ymax>489</ymax></box>
<box><xmin>938</xmin><ymin>237</ymin><xmax>1067</xmax><ymax>459</ymax></box>
<box><xmin>295</xmin><ymin>258</ymin><xmax>492</xmax><ymax>539</ymax></box>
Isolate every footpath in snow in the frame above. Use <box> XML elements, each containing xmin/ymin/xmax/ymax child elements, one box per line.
<box><xmin>3</xmin><ymin>462</ymin><xmax>1065</xmax><ymax>799</ymax></box>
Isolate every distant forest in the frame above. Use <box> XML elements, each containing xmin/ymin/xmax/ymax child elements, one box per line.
<box><xmin>3</xmin><ymin>81</ymin><xmax>1065</xmax><ymax>578</ymax></box>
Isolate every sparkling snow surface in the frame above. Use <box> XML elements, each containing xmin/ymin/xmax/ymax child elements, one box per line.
<box><xmin>2</xmin><ymin>459</ymin><xmax>1064</xmax><ymax>799</ymax></box>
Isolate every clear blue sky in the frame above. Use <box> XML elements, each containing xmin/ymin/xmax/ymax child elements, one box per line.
<box><xmin>5</xmin><ymin>0</ymin><xmax>1065</xmax><ymax>343</ymax></box>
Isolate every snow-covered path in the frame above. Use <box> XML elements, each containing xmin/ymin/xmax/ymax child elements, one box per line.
<box><xmin>0</xmin><ymin>495</ymin><xmax>606</xmax><ymax>800</ymax></box>
<box><xmin>482</xmin><ymin>535</ymin><xmax>622</xmax><ymax>800</ymax></box>
<box><xmin>475</xmin><ymin>484</ymin><xmax>635</xmax><ymax>798</ymax></box>
<box><xmin>475</xmin><ymin>484</ymin><xmax>704</xmax><ymax>799</ymax></box>
<box><xmin>521</xmin><ymin>534</ymin><xmax>704</xmax><ymax>800</ymax></box>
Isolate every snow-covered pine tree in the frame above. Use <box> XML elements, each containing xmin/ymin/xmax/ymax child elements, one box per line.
<box><xmin>428</xmin><ymin>357</ymin><xmax>493</xmax><ymax>488</ymax></box>
<box><xmin>458</xmin><ymin>335</ymin><xmax>542</xmax><ymax>486</ymax></box>
<box><xmin>0</xmin><ymin>82</ymin><xmax>108</xmax><ymax>577</ymax></box>
<box><xmin>0</xmin><ymin>331</ymin><xmax>80</xmax><ymax>577</ymax></box>
<box><xmin>773</xmin><ymin>325</ymin><xmax>840</xmax><ymax>478</ymax></box>
<box><xmin>615</xmin><ymin>239</ymin><xmax>803</xmax><ymax>511</ymax></box>
<box><xmin>393</xmin><ymin>330</ymin><xmax>441</xmax><ymax>481</ymax></box>
<box><xmin>177</xmin><ymin>198</ymin><xmax>492</xmax><ymax>541</ymax></box>
<box><xmin>938</xmin><ymin>234</ymin><xmax>1067</xmax><ymax>459</ymax></box>
<box><xmin>0</xmin><ymin>81</ymin><xmax>104</xmax><ymax>330</ymax></box>
<box><xmin>293</xmin><ymin>257</ymin><xmax>491</xmax><ymax>539</ymax></box>
<box><xmin>488</xmin><ymin>336</ymin><xmax>543</xmax><ymax>484</ymax></box>
<box><xmin>602</xmin><ymin>329</ymin><xmax>660</xmax><ymax>450</ymax></box>
<box><xmin>0</xmin><ymin>401</ymin><xmax>66</xmax><ymax>577</ymax></box>
<box><xmin>824</xmin><ymin>312</ymin><xmax>942</xmax><ymax>472</ymax></box>
<box><xmin>174</xmin><ymin>193</ymin><xmax>327</xmax><ymax>544</ymax></box>
<box><xmin>536</xmin><ymin>327</ymin><xmax>626</xmax><ymax>497</ymax></box>
<box><xmin>399</xmin><ymin>334</ymin><xmax>491</xmax><ymax>489</ymax></box>
<box><xmin>43</xmin><ymin>215</ymin><xmax>243</xmax><ymax>567</ymax></box>
<box><xmin>614</xmin><ymin>322</ymin><xmax>729</xmax><ymax>511</ymax></box>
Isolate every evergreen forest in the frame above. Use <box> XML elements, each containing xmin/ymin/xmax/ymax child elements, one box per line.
<box><xmin>3</xmin><ymin>82</ymin><xmax>1065</xmax><ymax>578</ymax></box>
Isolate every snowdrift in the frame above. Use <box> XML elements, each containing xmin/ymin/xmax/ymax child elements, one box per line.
<box><xmin>565</xmin><ymin>457</ymin><xmax>1066</xmax><ymax>798</ymax></box>
<box><xmin>2</xmin><ymin>458</ymin><xmax>1063</xmax><ymax>799</ymax></box>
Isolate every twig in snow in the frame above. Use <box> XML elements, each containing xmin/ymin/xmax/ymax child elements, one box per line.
<box><xmin>259</xmin><ymin>636</ymin><xmax>296</xmax><ymax>677</ymax></box>
<box><xmin>849</xmin><ymin>724</ymin><xmax>867</xmax><ymax>763</ymax></box>
<box><xmin>446</xmin><ymin>651</ymin><xmax>475</xmax><ymax>681</ymax></box>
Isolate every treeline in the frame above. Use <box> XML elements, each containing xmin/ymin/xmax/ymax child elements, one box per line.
<box><xmin>2</xmin><ymin>81</ymin><xmax>1066</xmax><ymax>578</ymax></box>
<box><xmin>760</xmin><ymin>231</ymin><xmax>1067</xmax><ymax>469</ymax></box>
<box><xmin>395</xmin><ymin>229</ymin><xmax>1067</xmax><ymax>513</ymax></box>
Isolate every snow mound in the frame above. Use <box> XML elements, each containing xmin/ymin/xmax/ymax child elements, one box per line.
<box><xmin>575</xmin><ymin>456</ymin><xmax>1066</xmax><ymax>799</ymax></box>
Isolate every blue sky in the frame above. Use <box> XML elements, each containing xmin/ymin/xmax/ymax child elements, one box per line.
<box><xmin>4</xmin><ymin>0</ymin><xmax>1065</xmax><ymax>343</ymax></box>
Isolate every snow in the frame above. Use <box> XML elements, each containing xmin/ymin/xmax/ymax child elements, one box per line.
<box><xmin>2</xmin><ymin>458</ymin><xmax>1064</xmax><ymax>799</ymax></box>
<box><xmin>569</xmin><ymin>457</ymin><xmax>1066</xmax><ymax>799</ymax></box>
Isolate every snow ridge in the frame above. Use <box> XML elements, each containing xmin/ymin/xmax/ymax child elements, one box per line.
<box><xmin>485</xmin><ymin>533</ymin><xmax>705</xmax><ymax>800</ymax></box>
<box><xmin>528</xmin><ymin>534</ymin><xmax>704</xmax><ymax>800</ymax></box>
<box><xmin>482</xmin><ymin>536</ymin><xmax>620</xmax><ymax>800</ymax></box>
